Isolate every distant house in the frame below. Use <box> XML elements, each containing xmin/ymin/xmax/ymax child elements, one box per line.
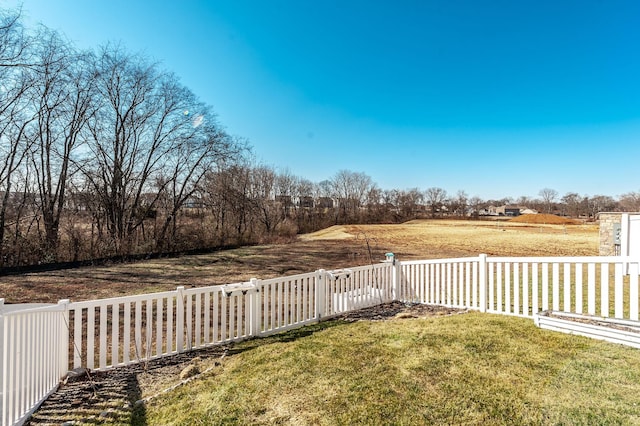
<box><xmin>488</xmin><ymin>205</ymin><xmax>537</xmax><ymax>216</ymax></box>
<box><xmin>479</xmin><ymin>205</ymin><xmax>498</xmax><ymax>216</ymax></box>
<box><xmin>317</xmin><ymin>197</ymin><xmax>334</xmax><ymax>209</ymax></box>
<box><xmin>503</xmin><ymin>205</ymin><xmax>522</xmax><ymax>217</ymax></box>
<box><xmin>299</xmin><ymin>196</ymin><xmax>314</xmax><ymax>208</ymax></box>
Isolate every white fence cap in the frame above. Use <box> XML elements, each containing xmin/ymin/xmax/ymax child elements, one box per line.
<box><xmin>0</xmin><ymin>303</ymin><xmax>55</xmax><ymax>315</ymax></box>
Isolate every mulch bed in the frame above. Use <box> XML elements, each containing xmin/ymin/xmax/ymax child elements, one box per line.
<box><xmin>26</xmin><ymin>302</ymin><xmax>465</xmax><ymax>425</ymax></box>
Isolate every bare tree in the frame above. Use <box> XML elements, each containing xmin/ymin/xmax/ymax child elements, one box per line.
<box><xmin>587</xmin><ymin>195</ymin><xmax>618</xmax><ymax>218</ymax></box>
<box><xmin>275</xmin><ymin>168</ymin><xmax>296</xmax><ymax>218</ymax></box>
<box><xmin>619</xmin><ymin>191</ymin><xmax>640</xmax><ymax>212</ymax></box>
<box><xmin>151</xmin><ymin>87</ymin><xmax>241</xmax><ymax>250</ymax></box>
<box><xmin>453</xmin><ymin>190</ymin><xmax>468</xmax><ymax>217</ymax></box>
<box><xmin>560</xmin><ymin>192</ymin><xmax>583</xmax><ymax>218</ymax></box>
<box><xmin>330</xmin><ymin>170</ymin><xmax>373</xmax><ymax>223</ymax></box>
<box><xmin>469</xmin><ymin>196</ymin><xmax>483</xmax><ymax>218</ymax></box>
<box><xmin>424</xmin><ymin>187</ymin><xmax>447</xmax><ymax>218</ymax></box>
<box><xmin>0</xmin><ymin>8</ymin><xmax>34</xmax><ymax>265</ymax></box>
<box><xmin>0</xmin><ymin>8</ymin><xmax>27</xmax><ymax>67</ymax></box>
<box><xmin>395</xmin><ymin>188</ymin><xmax>423</xmax><ymax>220</ymax></box>
<box><xmin>84</xmin><ymin>45</ymin><xmax>216</xmax><ymax>253</ymax></box>
<box><xmin>26</xmin><ymin>27</ymin><xmax>97</xmax><ymax>259</ymax></box>
<box><xmin>204</xmin><ymin>163</ymin><xmax>253</xmax><ymax>244</ymax></box>
<box><xmin>538</xmin><ymin>188</ymin><xmax>558</xmax><ymax>214</ymax></box>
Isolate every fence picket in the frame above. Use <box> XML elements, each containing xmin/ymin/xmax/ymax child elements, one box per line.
<box><xmin>99</xmin><ymin>305</ymin><xmax>107</xmax><ymax>368</ymax></box>
<box><xmin>542</xmin><ymin>263</ymin><xmax>549</xmax><ymax>311</ymax></box>
<box><xmin>588</xmin><ymin>263</ymin><xmax>596</xmax><ymax>315</ymax></box>
<box><xmin>514</xmin><ymin>263</ymin><xmax>520</xmax><ymax>315</ymax></box>
<box><xmin>575</xmin><ymin>263</ymin><xmax>583</xmax><ymax>314</ymax></box>
<box><xmin>124</xmin><ymin>302</ymin><xmax>131</xmax><ymax>364</ymax></box>
<box><xmin>532</xmin><ymin>263</ymin><xmax>538</xmax><ymax>315</ymax></box>
<box><xmin>552</xmin><ymin>263</ymin><xmax>560</xmax><ymax>311</ymax></box>
<box><xmin>601</xmin><ymin>264</ymin><xmax>609</xmax><ymax>317</ymax></box>
<box><xmin>157</xmin><ymin>298</ymin><xmax>164</xmax><ymax>356</ymax></box>
<box><xmin>112</xmin><ymin>303</ymin><xmax>119</xmax><ymax>367</ymax></box>
<box><xmin>615</xmin><ymin>263</ymin><xmax>624</xmax><ymax>319</ymax></box>
<box><xmin>631</xmin><ymin>264</ymin><xmax>639</xmax><ymax>321</ymax></box>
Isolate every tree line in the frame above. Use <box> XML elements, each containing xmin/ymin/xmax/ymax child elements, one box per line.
<box><xmin>2</xmin><ymin>8</ymin><xmax>639</xmax><ymax>268</ymax></box>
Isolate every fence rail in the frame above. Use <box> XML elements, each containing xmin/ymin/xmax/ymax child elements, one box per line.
<box><xmin>3</xmin><ymin>254</ymin><xmax>640</xmax><ymax>425</ymax></box>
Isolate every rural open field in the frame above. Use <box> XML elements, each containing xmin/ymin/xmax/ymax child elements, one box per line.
<box><xmin>13</xmin><ymin>216</ymin><xmax>640</xmax><ymax>425</ymax></box>
<box><xmin>0</xmin><ymin>217</ymin><xmax>599</xmax><ymax>304</ymax></box>
<box><xmin>21</xmin><ymin>217</ymin><xmax>640</xmax><ymax>426</ymax></box>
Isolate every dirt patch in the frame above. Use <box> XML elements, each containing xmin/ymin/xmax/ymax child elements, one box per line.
<box><xmin>298</xmin><ymin>225</ymin><xmax>355</xmax><ymax>240</ymax></box>
<box><xmin>338</xmin><ymin>301</ymin><xmax>465</xmax><ymax>321</ymax></box>
<box><xmin>509</xmin><ymin>213</ymin><xmax>582</xmax><ymax>225</ymax></box>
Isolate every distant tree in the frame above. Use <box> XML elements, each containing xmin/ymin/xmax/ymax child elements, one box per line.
<box><xmin>330</xmin><ymin>170</ymin><xmax>373</xmax><ymax>223</ymax></box>
<box><xmin>560</xmin><ymin>192</ymin><xmax>583</xmax><ymax>218</ymax></box>
<box><xmin>275</xmin><ymin>168</ymin><xmax>296</xmax><ymax>217</ymax></box>
<box><xmin>396</xmin><ymin>188</ymin><xmax>423</xmax><ymax>220</ymax></box>
<box><xmin>155</xmin><ymin>111</ymin><xmax>240</xmax><ymax>250</ymax></box>
<box><xmin>453</xmin><ymin>190</ymin><xmax>468</xmax><ymax>217</ymax></box>
<box><xmin>469</xmin><ymin>196</ymin><xmax>483</xmax><ymax>218</ymax></box>
<box><xmin>587</xmin><ymin>195</ymin><xmax>618</xmax><ymax>218</ymax></box>
<box><xmin>619</xmin><ymin>191</ymin><xmax>640</xmax><ymax>212</ymax></box>
<box><xmin>538</xmin><ymin>188</ymin><xmax>558</xmax><ymax>214</ymax></box>
<box><xmin>204</xmin><ymin>164</ymin><xmax>253</xmax><ymax>243</ymax></box>
<box><xmin>250</xmin><ymin>165</ymin><xmax>285</xmax><ymax>236</ymax></box>
<box><xmin>424</xmin><ymin>187</ymin><xmax>447</xmax><ymax>218</ymax></box>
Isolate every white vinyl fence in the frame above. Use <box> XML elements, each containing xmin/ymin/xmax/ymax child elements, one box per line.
<box><xmin>1</xmin><ymin>301</ymin><xmax>69</xmax><ymax>426</ymax></box>
<box><xmin>398</xmin><ymin>255</ymin><xmax>640</xmax><ymax>321</ymax></box>
<box><xmin>1</xmin><ymin>263</ymin><xmax>393</xmax><ymax>426</ymax></box>
<box><xmin>2</xmin><ymin>254</ymin><xmax>640</xmax><ymax>425</ymax></box>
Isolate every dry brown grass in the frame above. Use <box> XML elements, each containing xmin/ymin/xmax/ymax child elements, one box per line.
<box><xmin>0</xmin><ymin>220</ymin><xmax>599</xmax><ymax>304</ymax></box>
<box><xmin>509</xmin><ymin>213</ymin><xmax>582</xmax><ymax>225</ymax></box>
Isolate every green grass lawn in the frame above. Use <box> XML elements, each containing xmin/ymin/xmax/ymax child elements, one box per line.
<box><xmin>138</xmin><ymin>313</ymin><xmax>640</xmax><ymax>425</ymax></box>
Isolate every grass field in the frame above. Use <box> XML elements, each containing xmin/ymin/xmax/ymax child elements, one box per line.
<box><xmin>140</xmin><ymin>313</ymin><xmax>640</xmax><ymax>425</ymax></box>
<box><xmin>0</xmin><ymin>219</ymin><xmax>598</xmax><ymax>303</ymax></box>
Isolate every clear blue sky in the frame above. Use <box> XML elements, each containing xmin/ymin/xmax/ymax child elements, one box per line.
<box><xmin>3</xmin><ymin>0</ymin><xmax>640</xmax><ymax>200</ymax></box>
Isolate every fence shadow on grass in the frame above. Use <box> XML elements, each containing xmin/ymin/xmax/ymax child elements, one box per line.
<box><xmin>27</xmin><ymin>368</ymin><xmax>146</xmax><ymax>425</ymax></box>
<box><xmin>26</xmin><ymin>318</ymin><xmax>350</xmax><ymax>425</ymax></box>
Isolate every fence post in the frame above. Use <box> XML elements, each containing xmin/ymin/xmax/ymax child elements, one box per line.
<box><xmin>316</xmin><ymin>270</ymin><xmax>326</xmax><ymax>320</ymax></box>
<box><xmin>250</xmin><ymin>278</ymin><xmax>261</xmax><ymax>337</ymax></box>
<box><xmin>176</xmin><ymin>287</ymin><xmax>185</xmax><ymax>353</ymax></box>
<box><xmin>479</xmin><ymin>254</ymin><xmax>487</xmax><ymax>313</ymax></box>
<box><xmin>392</xmin><ymin>258</ymin><xmax>400</xmax><ymax>301</ymax></box>
<box><xmin>58</xmin><ymin>299</ymin><xmax>71</xmax><ymax>376</ymax></box>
